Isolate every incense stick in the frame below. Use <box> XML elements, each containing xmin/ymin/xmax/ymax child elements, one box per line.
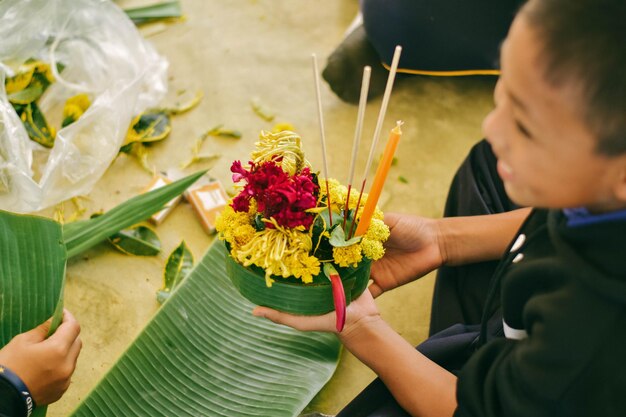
<box><xmin>349</xmin><ymin>45</ymin><xmax>402</xmax><ymax>238</ymax></box>
<box><xmin>343</xmin><ymin>66</ymin><xmax>371</xmax><ymax>233</ymax></box>
<box><xmin>311</xmin><ymin>53</ymin><xmax>333</xmax><ymax>225</ymax></box>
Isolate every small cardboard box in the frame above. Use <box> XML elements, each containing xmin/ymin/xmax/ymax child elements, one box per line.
<box><xmin>184</xmin><ymin>179</ymin><xmax>229</xmax><ymax>234</ymax></box>
<box><xmin>142</xmin><ymin>175</ymin><xmax>183</xmax><ymax>225</ymax></box>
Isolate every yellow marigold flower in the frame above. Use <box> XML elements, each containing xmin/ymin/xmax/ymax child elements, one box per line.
<box><xmin>361</xmin><ymin>238</ymin><xmax>385</xmax><ymax>261</ymax></box>
<box><xmin>365</xmin><ymin>218</ymin><xmax>390</xmax><ymax>243</ymax></box>
<box><xmin>287</xmin><ymin>253</ymin><xmax>320</xmax><ymax>284</ymax></box>
<box><xmin>333</xmin><ymin>244</ymin><xmax>363</xmax><ymax>268</ymax></box>
<box><xmin>232</xmin><ymin>224</ymin><xmax>256</xmax><ymax>247</ymax></box>
<box><xmin>348</xmin><ymin>190</ymin><xmax>364</xmax><ymax>209</ymax></box>
<box><xmin>215</xmin><ymin>205</ymin><xmax>253</xmax><ymax>247</ymax></box>
<box><xmin>356</xmin><ymin>203</ymin><xmax>383</xmax><ymax>222</ymax></box>
<box><xmin>319</xmin><ymin>178</ymin><xmax>348</xmax><ymax>212</ymax></box>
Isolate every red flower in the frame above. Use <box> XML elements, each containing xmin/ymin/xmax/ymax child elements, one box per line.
<box><xmin>230</xmin><ymin>161</ymin><xmax>318</xmax><ymax>229</ymax></box>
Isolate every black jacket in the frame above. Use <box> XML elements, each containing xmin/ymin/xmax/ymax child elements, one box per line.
<box><xmin>455</xmin><ymin>209</ymin><xmax>626</xmax><ymax>416</ymax></box>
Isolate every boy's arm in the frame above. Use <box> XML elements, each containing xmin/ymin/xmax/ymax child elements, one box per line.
<box><xmin>438</xmin><ymin>207</ymin><xmax>531</xmax><ymax>266</ymax></box>
<box><xmin>340</xmin><ymin>315</ymin><xmax>457</xmax><ymax>417</ymax></box>
<box><xmin>255</xmin><ymin>291</ymin><xmax>459</xmax><ymax>417</ymax></box>
<box><xmin>370</xmin><ymin>208</ymin><xmax>530</xmax><ymax>297</ymax></box>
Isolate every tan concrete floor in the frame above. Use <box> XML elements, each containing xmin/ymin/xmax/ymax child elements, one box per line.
<box><xmin>44</xmin><ymin>0</ymin><xmax>497</xmax><ymax>415</ymax></box>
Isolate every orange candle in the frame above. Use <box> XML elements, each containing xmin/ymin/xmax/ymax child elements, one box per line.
<box><xmin>354</xmin><ymin>121</ymin><xmax>403</xmax><ymax>237</ymax></box>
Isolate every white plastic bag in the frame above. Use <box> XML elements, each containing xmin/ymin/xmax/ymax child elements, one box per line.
<box><xmin>0</xmin><ymin>0</ymin><xmax>168</xmax><ymax>212</ymax></box>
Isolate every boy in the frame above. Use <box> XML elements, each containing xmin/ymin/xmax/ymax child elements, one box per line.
<box><xmin>254</xmin><ymin>0</ymin><xmax>626</xmax><ymax>415</ymax></box>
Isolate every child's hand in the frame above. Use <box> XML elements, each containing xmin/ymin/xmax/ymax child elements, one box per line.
<box><xmin>369</xmin><ymin>213</ymin><xmax>443</xmax><ymax>297</ymax></box>
<box><xmin>253</xmin><ymin>289</ymin><xmax>380</xmax><ymax>334</ymax></box>
<box><xmin>0</xmin><ymin>309</ymin><xmax>82</xmax><ymax>405</ymax></box>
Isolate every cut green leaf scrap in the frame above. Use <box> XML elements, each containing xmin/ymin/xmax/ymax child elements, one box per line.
<box><xmin>125</xmin><ymin>111</ymin><xmax>172</xmax><ymax>145</ymax></box>
<box><xmin>16</xmin><ymin>102</ymin><xmax>56</xmax><ymax>147</ymax></box>
<box><xmin>108</xmin><ymin>224</ymin><xmax>161</xmax><ymax>256</ymax></box>
<box><xmin>162</xmin><ymin>90</ymin><xmax>203</xmax><ymax>115</ymax></box>
<box><xmin>63</xmin><ymin>170</ymin><xmax>206</xmax><ymax>258</ymax></box>
<box><xmin>5</xmin><ymin>60</ymin><xmax>57</xmax><ymax>148</ymax></box>
<box><xmin>124</xmin><ymin>0</ymin><xmax>183</xmax><ymax>25</ymax></box>
<box><xmin>118</xmin><ymin>142</ymin><xmax>154</xmax><ymax>174</ymax></box>
<box><xmin>251</xmin><ymin>97</ymin><xmax>275</xmax><ymax>122</ymax></box>
<box><xmin>206</xmin><ymin>125</ymin><xmax>242</xmax><ymax>139</ymax></box>
<box><xmin>180</xmin><ymin>152</ymin><xmax>221</xmax><ymax>170</ymax></box>
<box><xmin>4</xmin><ymin>60</ymin><xmax>55</xmax><ymax>97</ymax></box>
<box><xmin>157</xmin><ymin>241</ymin><xmax>193</xmax><ymax>304</ymax></box>
<box><xmin>7</xmin><ymin>83</ymin><xmax>43</xmax><ymax>105</ymax></box>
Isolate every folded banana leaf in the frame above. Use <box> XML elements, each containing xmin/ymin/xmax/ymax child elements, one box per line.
<box><xmin>70</xmin><ymin>242</ymin><xmax>340</xmax><ymax>416</ymax></box>
<box><xmin>0</xmin><ymin>212</ymin><xmax>65</xmax><ymax>343</ymax></box>
<box><xmin>0</xmin><ymin>168</ymin><xmax>340</xmax><ymax>416</ymax></box>
<box><xmin>0</xmin><ymin>171</ymin><xmax>205</xmax><ymax>417</ymax></box>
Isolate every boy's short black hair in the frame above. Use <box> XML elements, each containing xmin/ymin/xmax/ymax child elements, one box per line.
<box><xmin>522</xmin><ymin>0</ymin><xmax>625</xmax><ymax>156</ymax></box>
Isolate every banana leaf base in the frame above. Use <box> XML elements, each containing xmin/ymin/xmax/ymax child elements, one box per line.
<box><xmin>224</xmin><ymin>242</ymin><xmax>372</xmax><ymax>315</ymax></box>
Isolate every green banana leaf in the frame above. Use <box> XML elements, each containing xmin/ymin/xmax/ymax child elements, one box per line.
<box><xmin>157</xmin><ymin>240</ymin><xmax>193</xmax><ymax>304</ymax></box>
<box><xmin>0</xmin><ymin>213</ymin><xmax>66</xmax><ymax>417</ymax></box>
<box><xmin>108</xmin><ymin>225</ymin><xmax>161</xmax><ymax>256</ymax></box>
<box><xmin>0</xmin><ymin>212</ymin><xmax>65</xmax><ymax>343</ymax></box>
<box><xmin>1</xmin><ymin>168</ymin><xmax>341</xmax><ymax>416</ymax></box>
<box><xmin>63</xmin><ymin>170</ymin><xmax>205</xmax><ymax>258</ymax></box>
<box><xmin>124</xmin><ymin>1</ymin><xmax>183</xmax><ymax>25</ymax></box>
<box><xmin>0</xmin><ymin>171</ymin><xmax>204</xmax><ymax>417</ymax></box>
<box><xmin>71</xmin><ymin>242</ymin><xmax>340</xmax><ymax>416</ymax></box>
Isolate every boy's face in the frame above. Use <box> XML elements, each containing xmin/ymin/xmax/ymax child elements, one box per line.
<box><xmin>483</xmin><ymin>15</ymin><xmax>626</xmax><ymax>212</ymax></box>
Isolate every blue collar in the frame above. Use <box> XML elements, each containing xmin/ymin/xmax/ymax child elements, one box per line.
<box><xmin>563</xmin><ymin>207</ymin><xmax>626</xmax><ymax>227</ymax></box>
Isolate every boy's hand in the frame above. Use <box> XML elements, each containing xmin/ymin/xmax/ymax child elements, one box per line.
<box><xmin>253</xmin><ymin>289</ymin><xmax>380</xmax><ymax>335</ymax></box>
<box><xmin>0</xmin><ymin>309</ymin><xmax>82</xmax><ymax>405</ymax></box>
<box><xmin>369</xmin><ymin>213</ymin><xmax>443</xmax><ymax>297</ymax></box>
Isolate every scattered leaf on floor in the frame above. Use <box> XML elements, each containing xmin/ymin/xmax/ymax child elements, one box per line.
<box><xmin>124</xmin><ymin>0</ymin><xmax>183</xmax><ymax>25</ymax></box>
<box><xmin>157</xmin><ymin>241</ymin><xmax>194</xmax><ymax>304</ymax></box>
<box><xmin>162</xmin><ymin>90</ymin><xmax>203</xmax><ymax>115</ymax></box>
<box><xmin>208</xmin><ymin>127</ymin><xmax>242</xmax><ymax>139</ymax></box>
<box><xmin>119</xmin><ymin>142</ymin><xmax>154</xmax><ymax>174</ymax></box>
<box><xmin>124</xmin><ymin>111</ymin><xmax>172</xmax><ymax>146</ymax></box>
<box><xmin>251</xmin><ymin>97</ymin><xmax>275</xmax><ymax>122</ymax></box>
<box><xmin>180</xmin><ymin>152</ymin><xmax>221</xmax><ymax>170</ymax></box>
<box><xmin>108</xmin><ymin>224</ymin><xmax>161</xmax><ymax>256</ymax></box>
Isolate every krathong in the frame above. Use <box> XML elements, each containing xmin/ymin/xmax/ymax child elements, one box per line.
<box><xmin>216</xmin><ymin>129</ymin><xmax>390</xmax><ymax>330</ymax></box>
<box><xmin>218</xmin><ymin>46</ymin><xmax>403</xmax><ymax>332</ymax></box>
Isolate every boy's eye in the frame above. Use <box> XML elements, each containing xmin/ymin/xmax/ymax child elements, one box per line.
<box><xmin>515</xmin><ymin>120</ymin><xmax>532</xmax><ymax>138</ymax></box>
